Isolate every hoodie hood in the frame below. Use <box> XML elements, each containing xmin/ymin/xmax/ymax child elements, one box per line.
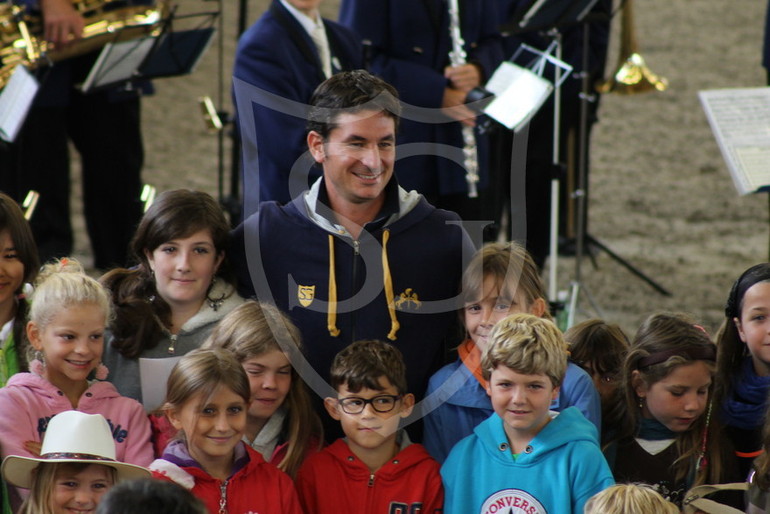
<box><xmin>474</xmin><ymin>407</ymin><xmax>600</xmax><ymax>466</ymax></box>
<box><xmin>324</xmin><ymin>432</ymin><xmax>434</xmax><ymax>482</ymax></box>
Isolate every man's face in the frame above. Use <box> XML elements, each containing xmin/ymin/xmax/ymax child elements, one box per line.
<box><xmin>308</xmin><ymin>110</ymin><xmax>396</xmax><ymax>211</ymax></box>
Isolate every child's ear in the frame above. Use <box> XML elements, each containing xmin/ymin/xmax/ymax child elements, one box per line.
<box><xmin>324</xmin><ymin>397</ymin><xmax>342</xmax><ymax>421</ymax></box>
<box><xmin>550</xmin><ymin>385</ymin><xmax>560</xmax><ymax>402</ymax></box>
<box><xmin>734</xmin><ymin>317</ymin><xmax>747</xmax><ymax>342</ymax></box>
<box><xmin>529</xmin><ymin>298</ymin><xmax>547</xmax><ymax>318</ymax></box>
<box><xmin>399</xmin><ymin>393</ymin><xmax>415</xmax><ymax>418</ymax></box>
<box><xmin>26</xmin><ymin>321</ymin><xmax>42</xmax><ymax>351</ymax></box>
<box><xmin>631</xmin><ymin>370</ymin><xmax>647</xmax><ymax>398</ymax></box>
<box><xmin>165</xmin><ymin>407</ymin><xmax>184</xmax><ymax>431</ymax></box>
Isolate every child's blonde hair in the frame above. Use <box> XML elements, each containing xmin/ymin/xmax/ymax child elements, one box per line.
<box><xmin>481</xmin><ymin>313</ymin><xmax>567</xmax><ymax>386</ymax></box>
<box><xmin>583</xmin><ymin>483</ymin><xmax>678</xmax><ymax>514</ymax></box>
<box><xmin>462</xmin><ymin>242</ymin><xmax>552</xmax><ymax>321</ymax></box>
<box><xmin>28</xmin><ymin>258</ymin><xmax>113</xmax><ymax>331</ymax></box>
<box><xmin>204</xmin><ymin>301</ymin><xmax>322</xmax><ymax>477</ymax></box>
<box><xmin>607</xmin><ymin>312</ymin><xmax>725</xmax><ymax>486</ymax></box>
<box><xmin>163</xmin><ymin>349</ymin><xmax>250</xmax><ymax>427</ymax></box>
<box><xmin>20</xmin><ymin>462</ymin><xmax>117</xmax><ymax>514</ymax></box>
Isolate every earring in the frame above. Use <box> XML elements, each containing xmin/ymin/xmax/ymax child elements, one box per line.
<box><xmin>30</xmin><ymin>350</ymin><xmax>45</xmax><ymax>375</ymax></box>
<box><xmin>638</xmin><ymin>396</ymin><xmax>644</xmax><ymax>409</ymax></box>
<box><xmin>94</xmin><ymin>362</ymin><xmax>109</xmax><ymax>380</ymax></box>
<box><xmin>206</xmin><ymin>277</ymin><xmax>226</xmax><ymax>312</ymax></box>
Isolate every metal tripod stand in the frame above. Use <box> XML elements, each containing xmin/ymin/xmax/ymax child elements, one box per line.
<box><xmin>565</xmin><ymin>17</ymin><xmax>670</xmax><ymax>327</ymax></box>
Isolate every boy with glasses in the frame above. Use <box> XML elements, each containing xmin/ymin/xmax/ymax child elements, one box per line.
<box><xmin>295</xmin><ymin>339</ymin><xmax>443</xmax><ymax>513</ymax></box>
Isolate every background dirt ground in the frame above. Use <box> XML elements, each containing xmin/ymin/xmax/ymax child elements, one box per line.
<box><xmin>69</xmin><ymin>0</ymin><xmax>770</xmax><ymax>338</ymax></box>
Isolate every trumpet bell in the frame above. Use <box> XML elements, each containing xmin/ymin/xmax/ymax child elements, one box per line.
<box><xmin>597</xmin><ymin>53</ymin><xmax>668</xmax><ymax>94</ymax></box>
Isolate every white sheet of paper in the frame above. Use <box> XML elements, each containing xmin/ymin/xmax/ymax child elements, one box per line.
<box><xmin>699</xmin><ymin>87</ymin><xmax>770</xmax><ymax>195</ymax></box>
<box><xmin>139</xmin><ymin>356</ymin><xmax>181</xmax><ymax>412</ymax></box>
<box><xmin>483</xmin><ymin>62</ymin><xmax>553</xmax><ymax>132</ymax></box>
<box><xmin>0</xmin><ymin>66</ymin><xmax>39</xmax><ymax>143</ymax></box>
<box><xmin>81</xmin><ymin>36</ymin><xmax>157</xmax><ymax>92</ymax></box>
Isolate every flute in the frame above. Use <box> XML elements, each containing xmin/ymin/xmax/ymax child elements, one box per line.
<box><xmin>447</xmin><ymin>0</ymin><xmax>479</xmax><ymax>198</ymax></box>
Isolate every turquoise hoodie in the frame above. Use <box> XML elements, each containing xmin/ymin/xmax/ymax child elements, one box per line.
<box><xmin>441</xmin><ymin>407</ymin><xmax>614</xmax><ymax>514</ymax></box>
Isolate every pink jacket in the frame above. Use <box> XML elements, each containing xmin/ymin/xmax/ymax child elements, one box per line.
<box><xmin>0</xmin><ymin>372</ymin><xmax>153</xmax><ymax>462</ymax></box>
<box><xmin>0</xmin><ymin>373</ymin><xmax>153</xmax><ymax>511</ymax></box>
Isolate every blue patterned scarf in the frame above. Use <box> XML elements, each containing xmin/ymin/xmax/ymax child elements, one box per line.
<box><xmin>722</xmin><ymin>357</ymin><xmax>770</xmax><ymax>430</ymax></box>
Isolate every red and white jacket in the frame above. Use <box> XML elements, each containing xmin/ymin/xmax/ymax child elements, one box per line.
<box><xmin>150</xmin><ymin>440</ymin><xmax>302</xmax><ymax>514</ymax></box>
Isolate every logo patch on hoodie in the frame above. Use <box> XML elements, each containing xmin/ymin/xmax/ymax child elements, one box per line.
<box><xmin>298</xmin><ymin>285</ymin><xmax>315</xmax><ymax>307</ymax></box>
<box><xmin>394</xmin><ymin>288</ymin><xmax>421</xmax><ymax>311</ymax></box>
<box><xmin>480</xmin><ymin>489</ymin><xmax>545</xmax><ymax>514</ymax></box>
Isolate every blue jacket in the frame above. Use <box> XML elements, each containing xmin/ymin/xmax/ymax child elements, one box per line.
<box><xmin>229</xmin><ymin>177</ymin><xmax>475</xmax><ymax>403</ymax></box>
<box><xmin>338</xmin><ymin>0</ymin><xmax>504</xmax><ymax>197</ymax></box>
<box><xmin>423</xmin><ymin>356</ymin><xmax>601</xmax><ymax>463</ymax></box>
<box><xmin>441</xmin><ymin>407</ymin><xmax>614</xmax><ymax>514</ymax></box>
<box><xmin>233</xmin><ymin>0</ymin><xmax>362</xmax><ymax>213</ymax></box>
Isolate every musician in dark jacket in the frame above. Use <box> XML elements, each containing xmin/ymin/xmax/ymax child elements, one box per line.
<box><xmin>0</xmin><ymin>0</ymin><xmax>150</xmax><ymax>270</ymax></box>
<box><xmin>338</xmin><ymin>0</ymin><xmax>503</xmax><ymax>221</ymax></box>
<box><xmin>233</xmin><ymin>0</ymin><xmax>362</xmax><ymax>216</ymax></box>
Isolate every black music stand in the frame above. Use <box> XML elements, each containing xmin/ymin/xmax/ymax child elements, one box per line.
<box><xmin>499</xmin><ymin>0</ymin><xmax>601</xmax><ymax>315</ymax></box>
<box><xmin>79</xmin><ymin>10</ymin><xmax>217</xmax><ymax>94</ymax></box>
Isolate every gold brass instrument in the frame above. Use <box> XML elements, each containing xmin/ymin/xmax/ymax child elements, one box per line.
<box><xmin>596</xmin><ymin>0</ymin><xmax>667</xmax><ymax>94</ymax></box>
<box><xmin>1</xmin><ymin>0</ymin><xmax>168</xmax><ymax>91</ymax></box>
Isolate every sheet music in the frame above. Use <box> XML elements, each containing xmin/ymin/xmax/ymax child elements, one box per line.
<box><xmin>0</xmin><ymin>66</ymin><xmax>39</xmax><ymax>143</ymax></box>
<box><xmin>484</xmin><ymin>62</ymin><xmax>554</xmax><ymax>132</ymax></box>
<box><xmin>699</xmin><ymin>87</ymin><xmax>770</xmax><ymax>195</ymax></box>
<box><xmin>81</xmin><ymin>37</ymin><xmax>157</xmax><ymax>93</ymax></box>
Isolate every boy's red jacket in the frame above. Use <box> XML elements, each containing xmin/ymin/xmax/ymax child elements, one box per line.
<box><xmin>295</xmin><ymin>438</ymin><xmax>444</xmax><ymax>514</ymax></box>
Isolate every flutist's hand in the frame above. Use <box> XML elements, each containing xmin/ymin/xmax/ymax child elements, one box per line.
<box><xmin>442</xmin><ymin>87</ymin><xmax>476</xmax><ymax>127</ymax></box>
<box><xmin>444</xmin><ymin>63</ymin><xmax>481</xmax><ymax>93</ymax></box>
<box><xmin>40</xmin><ymin>0</ymin><xmax>85</xmax><ymax>48</ymax></box>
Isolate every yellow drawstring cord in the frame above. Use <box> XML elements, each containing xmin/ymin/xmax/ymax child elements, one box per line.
<box><xmin>382</xmin><ymin>229</ymin><xmax>400</xmax><ymax>340</ymax></box>
<box><xmin>327</xmin><ymin>234</ymin><xmax>340</xmax><ymax>337</ymax></box>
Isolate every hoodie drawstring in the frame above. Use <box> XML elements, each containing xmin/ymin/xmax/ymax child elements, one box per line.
<box><xmin>382</xmin><ymin>229</ymin><xmax>400</xmax><ymax>340</ymax></box>
<box><xmin>327</xmin><ymin>235</ymin><xmax>340</xmax><ymax>337</ymax></box>
<box><xmin>326</xmin><ymin>231</ymin><xmax>400</xmax><ymax>340</ymax></box>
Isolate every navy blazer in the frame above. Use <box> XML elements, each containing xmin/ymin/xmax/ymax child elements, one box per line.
<box><xmin>234</xmin><ymin>0</ymin><xmax>362</xmax><ymax>214</ymax></box>
<box><xmin>339</xmin><ymin>0</ymin><xmax>503</xmax><ymax>198</ymax></box>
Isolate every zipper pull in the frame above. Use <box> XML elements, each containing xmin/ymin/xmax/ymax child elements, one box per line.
<box><xmin>167</xmin><ymin>334</ymin><xmax>177</xmax><ymax>355</ymax></box>
<box><xmin>368</xmin><ymin>473</ymin><xmax>375</xmax><ymax>487</ymax></box>
<box><xmin>218</xmin><ymin>479</ymin><xmax>228</xmax><ymax>514</ymax></box>
<box><xmin>353</xmin><ymin>239</ymin><xmax>360</xmax><ymax>255</ymax></box>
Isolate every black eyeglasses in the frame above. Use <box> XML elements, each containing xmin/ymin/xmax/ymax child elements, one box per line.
<box><xmin>337</xmin><ymin>394</ymin><xmax>403</xmax><ymax>414</ymax></box>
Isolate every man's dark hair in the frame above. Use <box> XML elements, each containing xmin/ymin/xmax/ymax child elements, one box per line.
<box><xmin>95</xmin><ymin>479</ymin><xmax>207</xmax><ymax>514</ymax></box>
<box><xmin>307</xmin><ymin>69</ymin><xmax>401</xmax><ymax>139</ymax></box>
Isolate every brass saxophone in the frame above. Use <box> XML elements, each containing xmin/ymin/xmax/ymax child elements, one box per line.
<box><xmin>0</xmin><ymin>0</ymin><xmax>167</xmax><ymax>90</ymax></box>
<box><xmin>447</xmin><ymin>0</ymin><xmax>479</xmax><ymax>198</ymax></box>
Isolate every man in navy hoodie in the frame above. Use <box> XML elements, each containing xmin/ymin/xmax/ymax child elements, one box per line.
<box><xmin>230</xmin><ymin>70</ymin><xmax>476</xmax><ymax>440</ymax></box>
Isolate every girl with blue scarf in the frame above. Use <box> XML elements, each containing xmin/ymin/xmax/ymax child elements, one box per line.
<box><xmin>717</xmin><ymin>263</ymin><xmax>770</xmax><ymax>479</ymax></box>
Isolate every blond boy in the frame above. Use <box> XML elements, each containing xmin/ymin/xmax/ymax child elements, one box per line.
<box><xmin>441</xmin><ymin>313</ymin><xmax>614</xmax><ymax>514</ymax></box>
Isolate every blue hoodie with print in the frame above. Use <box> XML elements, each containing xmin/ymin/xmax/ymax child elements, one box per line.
<box><xmin>441</xmin><ymin>407</ymin><xmax>614</xmax><ymax>514</ymax></box>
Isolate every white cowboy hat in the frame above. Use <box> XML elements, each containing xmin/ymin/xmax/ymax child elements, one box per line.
<box><xmin>1</xmin><ymin>410</ymin><xmax>150</xmax><ymax>489</ymax></box>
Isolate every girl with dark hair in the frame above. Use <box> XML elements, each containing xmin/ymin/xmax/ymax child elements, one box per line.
<box><xmin>0</xmin><ymin>192</ymin><xmax>39</xmax><ymax>385</ymax></box>
<box><xmin>716</xmin><ymin>263</ymin><xmax>770</xmax><ymax>478</ymax></box>
<box><xmin>100</xmin><ymin>189</ymin><xmax>243</xmax><ymax>402</ymax></box>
